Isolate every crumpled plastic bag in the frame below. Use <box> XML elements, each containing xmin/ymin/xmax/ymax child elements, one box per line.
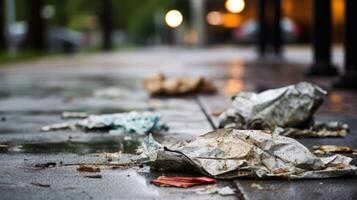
<box><xmin>141</xmin><ymin>129</ymin><xmax>356</xmax><ymax>179</ymax></box>
<box><xmin>218</xmin><ymin>82</ymin><xmax>349</xmax><ymax>137</ymax></box>
<box><xmin>143</xmin><ymin>73</ymin><xmax>216</xmax><ymax>96</ymax></box>
<box><xmin>41</xmin><ymin>111</ymin><xmax>168</xmax><ymax>135</ymax></box>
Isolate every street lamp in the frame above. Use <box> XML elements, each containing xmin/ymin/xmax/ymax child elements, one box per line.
<box><xmin>225</xmin><ymin>0</ymin><xmax>245</xmax><ymax>13</ymax></box>
<box><xmin>165</xmin><ymin>10</ymin><xmax>183</xmax><ymax>28</ymax></box>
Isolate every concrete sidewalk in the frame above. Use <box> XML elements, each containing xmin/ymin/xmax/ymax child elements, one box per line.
<box><xmin>0</xmin><ymin>47</ymin><xmax>356</xmax><ymax>200</ymax></box>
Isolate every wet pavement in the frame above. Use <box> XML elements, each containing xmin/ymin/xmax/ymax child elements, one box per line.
<box><xmin>0</xmin><ymin>47</ymin><xmax>356</xmax><ymax>199</ymax></box>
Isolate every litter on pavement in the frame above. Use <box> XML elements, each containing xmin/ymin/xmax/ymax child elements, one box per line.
<box><xmin>41</xmin><ymin>111</ymin><xmax>168</xmax><ymax>135</ymax></box>
<box><xmin>195</xmin><ymin>185</ymin><xmax>236</xmax><ymax>196</ymax></box>
<box><xmin>218</xmin><ymin>82</ymin><xmax>349</xmax><ymax>137</ymax></box>
<box><xmin>93</xmin><ymin>87</ymin><xmax>126</xmax><ymax>99</ymax></box>
<box><xmin>151</xmin><ymin>176</ymin><xmax>216</xmax><ymax>188</ymax></box>
<box><xmin>272</xmin><ymin>121</ymin><xmax>349</xmax><ymax>137</ymax></box>
<box><xmin>61</xmin><ymin>111</ymin><xmax>88</xmax><ymax>119</ymax></box>
<box><xmin>77</xmin><ymin>165</ymin><xmax>101</xmax><ymax>172</ymax></box>
<box><xmin>141</xmin><ymin>129</ymin><xmax>357</xmax><ymax>179</ymax></box>
<box><xmin>250</xmin><ymin>183</ymin><xmax>265</xmax><ymax>190</ymax></box>
<box><xmin>313</xmin><ymin>145</ymin><xmax>357</xmax><ymax>155</ymax></box>
<box><xmin>143</xmin><ymin>73</ymin><xmax>216</xmax><ymax>96</ymax></box>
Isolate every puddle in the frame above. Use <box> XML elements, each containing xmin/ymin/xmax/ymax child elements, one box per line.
<box><xmin>2</xmin><ymin>138</ymin><xmax>141</xmax><ymax>154</ymax></box>
<box><xmin>0</xmin><ymin>108</ymin><xmax>138</xmax><ymax>116</ymax></box>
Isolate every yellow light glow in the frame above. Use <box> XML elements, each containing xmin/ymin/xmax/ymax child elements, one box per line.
<box><xmin>224</xmin><ymin>60</ymin><xmax>244</xmax><ymax>95</ymax></box>
<box><xmin>332</xmin><ymin>0</ymin><xmax>344</xmax><ymax>24</ymax></box>
<box><xmin>225</xmin><ymin>0</ymin><xmax>245</xmax><ymax>14</ymax></box>
<box><xmin>222</xmin><ymin>13</ymin><xmax>242</xmax><ymax>28</ymax></box>
<box><xmin>207</xmin><ymin>11</ymin><xmax>223</xmax><ymax>26</ymax></box>
<box><xmin>165</xmin><ymin>10</ymin><xmax>183</xmax><ymax>28</ymax></box>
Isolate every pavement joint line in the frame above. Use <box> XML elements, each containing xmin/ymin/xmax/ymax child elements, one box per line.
<box><xmin>195</xmin><ymin>95</ymin><xmax>250</xmax><ymax>200</ymax></box>
<box><xmin>234</xmin><ymin>181</ymin><xmax>248</xmax><ymax>200</ymax></box>
<box><xmin>195</xmin><ymin>96</ymin><xmax>217</xmax><ymax>130</ymax></box>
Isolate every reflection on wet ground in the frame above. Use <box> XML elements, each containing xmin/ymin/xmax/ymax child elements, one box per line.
<box><xmin>224</xmin><ymin>79</ymin><xmax>244</xmax><ymax>96</ymax></box>
<box><xmin>0</xmin><ymin>48</ymin><xmax>356</xmax><ymax>199</ymax></box>
<box><xmin>1</xmin><ymin>138</ymin><xmax>142</xmax><ymax>154</ymax></box>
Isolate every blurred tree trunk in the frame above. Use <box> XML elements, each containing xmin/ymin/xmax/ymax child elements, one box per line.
<box><xmin>24</xmin><ymin>0</ymin><xmax>46</xmax><ymax>50</ymax></box>
<box><xmin>0</xmin><ymin>0</ymin><xmax>5</xmax><ymax>49</ymax></box>
<box><xmin>99</xmin><ymin>0</ymin><xmax>113</xmax><ymax>51</ymax></box>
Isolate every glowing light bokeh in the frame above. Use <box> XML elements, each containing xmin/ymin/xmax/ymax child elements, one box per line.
<box><xmin>222</xmin><ymin>13</ymin><xmax>242</xmax><ymax>28</ymax></box>
<box><xmin>165</xmin><ymin>10</ymin><xmax>183</xmax><ymax>28</ymax></box>
<box><xmin>225</xmin><ymin>0</ymin><xmax>245</xmax><ymax>14</ymax></box>
<box><xmin>207</xmin><ymin>11</ymin><xmax>223</xmax><ymax>26</ymax></box>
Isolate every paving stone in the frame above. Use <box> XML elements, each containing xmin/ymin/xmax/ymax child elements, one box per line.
<box><xmin>0</xmin><ymin>154</ymin><xmax>236</xmax><ymax>200</ymax></box>
<box><xmin>0</xmin><ymin>48</ymin><xmax>356</xmax><ymax>200</ymax></box>
<box><xmin>236</xmin><ymin>178</ymin><xmax>357</xmax><ymax>200</ymax></box>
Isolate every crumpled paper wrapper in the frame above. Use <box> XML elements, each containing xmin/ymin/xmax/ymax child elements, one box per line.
<box><xmin>41</xmin><ymin>111</ymin><xmax>168</xmax><ymax>135</ymax></box>
<box><xmin>218</xmin><ymin>82</ymin><xmax>349</xmax><ymax>137</ymax></box>
<box><xmin>143</xmin><ymin>73</ymin><xmax>216</xmax><ymax>96</ymax></box>
<box><xmin>141</xmin><ymin>129</ymin><xmax>356</xmax><ymax>179</ymax></box>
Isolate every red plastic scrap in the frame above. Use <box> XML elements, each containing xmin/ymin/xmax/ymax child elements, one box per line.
<box><xmin>151</xmin><ymin>176</ymin><xmax>217</xmax><ymax>188</ymax></box>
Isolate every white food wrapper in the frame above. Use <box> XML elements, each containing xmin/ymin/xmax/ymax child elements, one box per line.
<box><xmin>218</xmin><ymin>82</ymin><xmax>348</xmax><ymax>137</ymax></box>
<box><xmin>142</xmin><ymin>129</ymin><xmax>356</xmax><ymax>179</ymax></box>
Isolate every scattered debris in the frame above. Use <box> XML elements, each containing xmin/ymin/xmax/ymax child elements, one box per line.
<box><xmin>218</xmin><ymin>82</ymin><xmax>349</xmax><ymax>137</ymax></box>
<box><xmin>195</xmin><ymin>185</ymin><xmax>219</xmax><ymax>195</ymax></box>
<box><xmin>217</xmin><ymin>186</ymin><xmax>235</xmax><ymax>196</ymax></box>
<box><xmin>250</xmin><ymin>183</ymin><xmax>265</xmax><ymax>190</ymax></box>
<box><xmin>110</xmin><ymin>162</ymin><xmax>134</xmax><ymax>170</ymax></box>
<box><xmin>30</xmin><ymin>182</ymin><xmax>51</xmax><ymax>187</ymax></box>
<box><xmin>61</xmin><ymin>111</ymin><xmax>88</xmax><ymax>119</ymax></box>
<box><xmin>93</xmin><ymin>87</ymin><xmax>125</xmax><ymax>99</ymax></box>
<box><xmin>34</xmin><ymin>162</ymin><xmax>57</xmax><ymax>168</ymax></box>
<box><xmin>102</xmin><ymin>151</ymin><xmax>122</xmax><ymax>161</ymax></box>
<box><xmin>41</xmin><ymin>111</ymin><xmax>168</xmax><ymax>135</ymax></box>
<box><xmin>274</xmin><ymin>121</ymin><xmax>349</xmax><ymax>138</ymax></box>
<box><xmin>142</xmin><ymin>129</ymin><xmax>357</xmax><ymax>179</ymax></box>
<box><xmin>195</xmin><ymin>185</ymin><xmax>235</xmax><ymax>196</ymax></box>
<box><xmin>313</xmin><ymin>145</ymin><xmax>357</xmax><ymax>154</ymax></box>
<box><xmin>151</xmin><ymin>176</ymin><xmax>216</xmax><ymax>188</ymax></box>
<box><xmin>41</xmin><ymin>122</ymin><xmax>76</xmax><ymax>131</ymax></box>
<box><xmin>84</xmin><ymin>174</ymin><xmax>102</xmax><ymax>179</ymax></box>
<box><xmin>77</xmin><ymin>165</ymin><xmax>101</xmax><ymax>173</ymax></box>
<box><xmin>143</xmin><ymin>73</ymin><xmax>216</xmax><ymax>96</ymax></box>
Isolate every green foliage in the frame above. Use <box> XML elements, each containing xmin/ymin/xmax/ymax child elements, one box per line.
<box><xmin>12</xmin><ymin>0</ymin><xmax>190</xmax><ymax>45</ymax></box>
<box><xmin>0</xmin><ymin>50</ymin><xmax>55</xmax><ymax>64</ymax></box>
<box><xmin>62</xmin><ymin>0</ymin><xmax>187</xmax><ymax>43</ymax></box>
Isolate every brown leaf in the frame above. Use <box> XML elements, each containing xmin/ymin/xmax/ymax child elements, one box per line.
<box><xmin>77</xmin><ymin>165</ymin><xmax>101</xmax><ymax>173</ymax></box>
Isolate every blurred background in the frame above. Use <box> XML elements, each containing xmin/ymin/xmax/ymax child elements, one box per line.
<box><xmin>0</xmin><ymin>0</ymin><xmax>346</xmax><ymax>61</ymax></box>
